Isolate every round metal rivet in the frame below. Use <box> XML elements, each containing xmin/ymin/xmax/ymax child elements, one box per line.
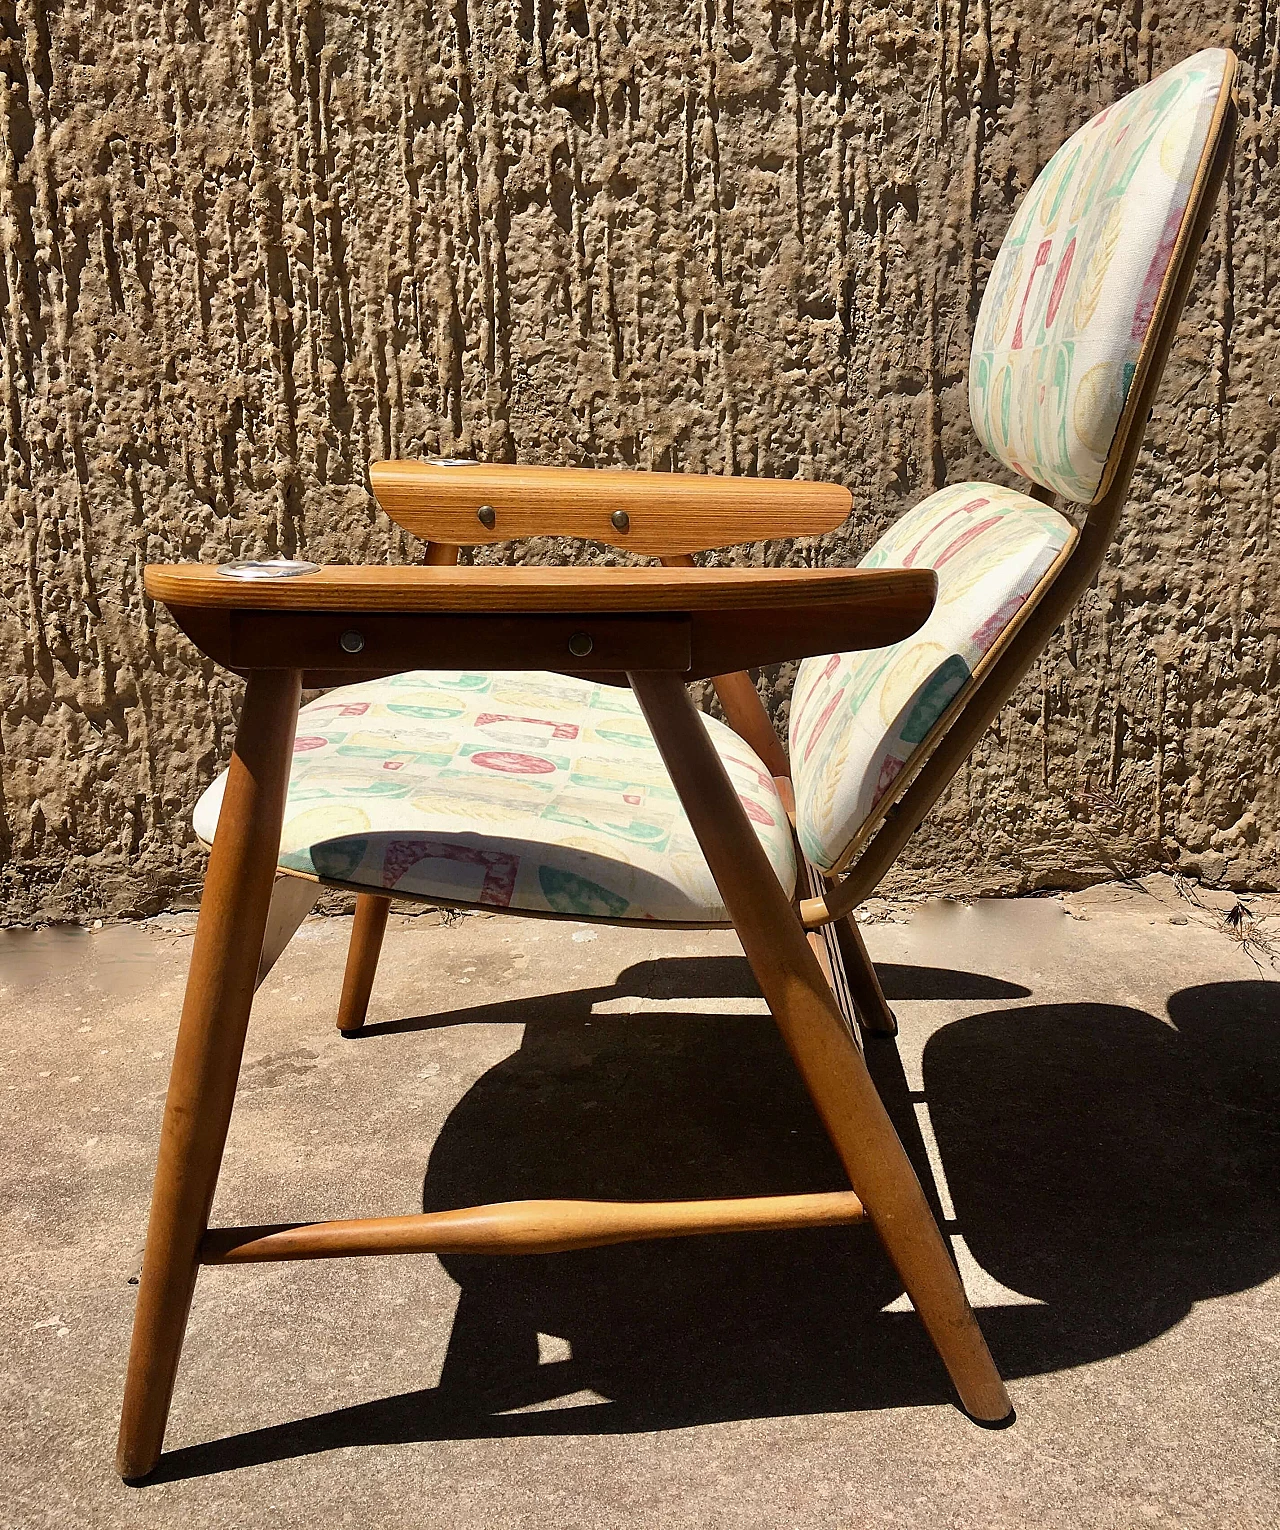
<box><xmin>477</xmin><ymin>504</ymin><xmax>497</xmax><ymax>529</ymax></box>
<box><xmin>567</xmin><ymin>631</ymin><xmax>594</xmax><ymax>658</ymax></box>
<box><xmin>610</xmin><ymin>509</ymin><xmax>630</xmax><ymax>532</ymax></box>
<box><xmin>339</xmin><ymin>629</ymin><xmax>365</xmax><ymax>654</ymax></box>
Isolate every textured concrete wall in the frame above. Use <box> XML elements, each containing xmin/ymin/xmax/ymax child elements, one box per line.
<box><xmin>1</xmin><ymin>1</ymin><xmax>1277</xmax><ymax>922</ymax></box>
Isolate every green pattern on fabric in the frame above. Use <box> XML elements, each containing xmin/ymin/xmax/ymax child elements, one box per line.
<box><xmin>790</xmin><ymin>482</ymin><xmax>1075</xmax><ymax>870</ymax></box>
<box><xmin>538</xmin><ymin>866</ymin><xmax>631</xmax><ymax>918</ymax></box>
<box><xmin>195</xmin><ymin>670</ymin><xmax>796</xmax><ymax>924</ymax></box>
<box><xmin>969</xmin><ymin>49</ymin><xmax>1228</xmax><ymax>503</ymax></box>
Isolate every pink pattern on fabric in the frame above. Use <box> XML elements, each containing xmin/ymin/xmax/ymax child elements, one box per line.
<box><xmin>1131</xmin><ymin>201</ymin><xmax>1188</xmax><ymax>340</ymax></box>
<box><xmin>1011</xmin><ymin>239</ymin><xmax>1054</xmax><ymax>350</ymax></box>
<box><xmin>381</xmin><ymin>839</ymin><xmax>520</xmax><ymax>907</ymax></box>
<box><xmin>903</xmin><ymin>501</ymin><xmax>987</xmax><ymax>566</ymax></box>
<box><xmin>1045</xmin><ymin>238</ymin><xmax>1076</xmax><ymax>325</ymax></box>
<box><xmin>294</xmin><ymin>736</ymin><xmax>328</xmax><ymax>752</ymax></box>
<box><xmin>470</xmin><ymin>751</ymin><xmax>557</xmax><ymax>775</ymax></box>
<box><xmin>803</xmin><ymin>687</ymin><xmax>847</xmax><ymax>762</ymax></box>
<box><xmin>723</xmin><ymin>754</ymin><xmax>774</xmax><ymax>789</ymax></box>
<box><xmin>934</xmin><ymin>517</ymin><xmax>1004</xmax><ymax>568</ymax></box>
<box><xmin>474</xmin><ymin>713</ymin><xmax>580</xmax><ymax>740</ymax></box>
<box><xmin>738</xmin><ymin>795</ymin><xmax>776</xmax><ymax>827</ymax></box>
<box><xmin>870</xmin><ymin>755</ymin><xmax>906</xmax><ymax>809</ymax></box>
<box><xmin>970</xmin><ymin>593</ymin><xmax>1029</xmax><ymax>656</ymax></box>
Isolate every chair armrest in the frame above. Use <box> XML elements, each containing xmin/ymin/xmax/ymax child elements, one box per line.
<box><xmin>370</xmin><ymin>460</ymin><xmax>852</xmax><ymax>555</ymax></box>
<box><xmin>144</xmin><ymin>564</ymin><xmax>936</xmax><ymax>683</ymax></box>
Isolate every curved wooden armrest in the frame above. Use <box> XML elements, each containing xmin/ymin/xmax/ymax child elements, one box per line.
<box><xmin>144</xmin><ymin>563</ymin><xmax>935</xmax><ymax>682</ymax></box>
<box><xmin>370</xmin><ymin>460</ymin><xmax>852</xmax><ymax>555</ymax></box>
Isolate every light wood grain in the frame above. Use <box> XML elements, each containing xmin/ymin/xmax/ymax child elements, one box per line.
<box><xmin>422</xmin><ymin>540</ymin><xmax>461</xmax><ymax>566</ymax></box>
<box><xmin>371</xmin><ymin>459</ymin><xmax>852</xmax><ymax>554</ymax></box>
<box><xmin>659</xmin><ymin>552</ymin><xmax>790</xmax><ymax>774</ymax></box>
<box><xmin>117</xmin><ymin>670</ymin><xmax>302</xmax><ymax>1481</ymax></box>
<box><xmin>145</xmin><ymin>562</ymin><xmax>933</xmax><ymax>615</ymax></box>
<box><xmin>830</xmin><ymin>910</ymin><xmax>898</xmax><ymax>1037</ymax></box>
<box><xmin>336</xmin><ymin>894</ymin><xmax>391</xmax><ymax>1032</ymax></box>
<box><xmin>150</xmin><ymin>567</ymin><xmax>936</xmax><ymax>682</ymax></box>
<box><xmin>222</xmin><ymin>610</ymin><xmax>694</xmax><ymax>676</ymax></box>
<box><xmin>200</xmin><ymin>1192</ymin><xmax>867</xmax><ymax>1263</ymax></box>
<box><xmin>160</xmin><ymin>602</ymin><xmax>938</xmax><ymax>686</ymax></box>
<box><xmin>707</xmin><ymin>667</ymin><xmax>790</xmax><ymax>777</ymax></box>
<box><xmin>630</xmin><ymin>670</ymin><xmax>1012</xmax><ymax>1423</ymax></box>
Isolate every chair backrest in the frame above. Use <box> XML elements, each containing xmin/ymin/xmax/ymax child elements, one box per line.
<box><xmin>795</xmin><ymin>48</ymin><xmax>1238</xmax><ymax>901</ymax></box>
<box><xmin>969</xmin><ymin>49</ymin><xmax>1235</xmax><ymax>506</ymax></box>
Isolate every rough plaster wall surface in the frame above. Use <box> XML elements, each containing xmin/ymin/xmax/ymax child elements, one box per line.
<box><xmin>0</xmin><ymin>1</ymin><xmax>1277</xmax><ymax>922</ymax></box>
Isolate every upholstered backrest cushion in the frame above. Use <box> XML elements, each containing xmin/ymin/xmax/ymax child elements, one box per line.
<box><xmin>790</xmin><ymin>483</ymin><xmax>1076</xmax><ymax>872</ymax></box>
<box><xmin>969</xmin><ymin>49</ymin><xmax>1230</xmax><ymax>504</ymax></box>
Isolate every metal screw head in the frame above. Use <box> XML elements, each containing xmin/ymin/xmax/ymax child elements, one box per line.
<box><xmin>476</xmin><ymin>504</ymin><xmax>497</xmax><ymax>529</ymax></box>
<box><xmin>610</xmin><ymin>509</ymin><xmax>630</xmax><ymax>532</ymax></box>
<box><xmin>567</xmin><ymin>631</ymin><xmax>594</xmax><ymax>658</ymax></box>
<box><xmin>339</xmin><ymin>629</ymin><xmax>366</xmax><ymax>654</ymax></box>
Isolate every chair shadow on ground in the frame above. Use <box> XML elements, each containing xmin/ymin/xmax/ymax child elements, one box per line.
<box><xmin>153</xmin><ymin>961</ymin><xmax>1280</xmax><ymax>1481</ymax></box>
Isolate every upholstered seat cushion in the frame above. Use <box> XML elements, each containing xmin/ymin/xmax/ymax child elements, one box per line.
<box><xmin>790</xmin><ymin>482</ymin><xmax>1077</xmax><ymax>872</ymax></box>
<box><xmin>193</xmin><ymin>671</ymin><xmax>796</xmax><ymax>924</ymax></box>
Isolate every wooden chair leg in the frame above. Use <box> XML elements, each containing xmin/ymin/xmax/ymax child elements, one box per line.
<box><xmin>831</xmin><ymin>911</ymin><xmax>899</xmax><ymax>1037</ymax></box>
<box><xmin>629</xmin><ymin>671</ymin><xmax>1011</xmax><ymax>1423</ymax></box>
<box><xmin>337</xmin><ymin>893</ymin><xmax>391</xmax><ymax>1033</ymax></box>
<box><xmin>116</xmin><ymin>670</ymin><xmax>302</xmax><ymax>1481</ymax></box>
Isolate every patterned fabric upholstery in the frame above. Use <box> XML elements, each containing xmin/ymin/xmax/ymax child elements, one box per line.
<box><xmin>193</xmin><ymin>671</ymin><xmax>796</xmax><ymax>925</ymax></box>
<box><xmin>790</xmin><ymin>483</ymin><xmax>1076</xmax><ymax>871</ymax></box>
<box><xmin>969</xmin><ymin>49</ymin><xmax>1228</xmax><ymax>504</ymax></box>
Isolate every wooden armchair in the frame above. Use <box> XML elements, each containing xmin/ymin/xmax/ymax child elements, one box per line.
<box><xmin>118</xmin><ymin>48</ymin><xmax>1237</xmax><ymax>1478</ymax></box>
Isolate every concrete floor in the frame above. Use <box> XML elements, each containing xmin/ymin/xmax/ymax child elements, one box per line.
<box><xmin>2</xmin><ymin>882</ymin><xmax>1278</xmax><ymax>1528</ymax></box>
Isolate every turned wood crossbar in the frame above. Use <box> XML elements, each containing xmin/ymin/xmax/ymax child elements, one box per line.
<box><xmin>199</xmin><ymin>1192</ymin><xmax>868</xmax><ymax>1264</ymax></box>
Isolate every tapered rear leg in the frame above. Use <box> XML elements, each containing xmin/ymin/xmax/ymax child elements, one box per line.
<box><xmin>117</xmin><ymin>670</ymin><xmax>302</xmax><ymax>1480</ymax></box>
<box><xmin>337</xmin><ymin>894</ymin><xmax>391</xmax><ymax>1033</ymax></box>
<box><xmin>630</xmin><ymin>672</ymin><xmax>1010</xmax><ymax>1423</ymax></box>
<box><xmin>831</xmin><ymin>910</ymin><xmax>898</xmax><ymax>1037</ymax></box>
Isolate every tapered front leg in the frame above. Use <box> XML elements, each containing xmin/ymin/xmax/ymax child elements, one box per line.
<box><xmin>117</xmin><ymin>670</ymin><xmax>302</xmax><ymax>1480</ymax></box>
<box><xmin>629</xmin><ymin>671</ymin><xmax>1010</xmax><ymax>1423</ymax></box>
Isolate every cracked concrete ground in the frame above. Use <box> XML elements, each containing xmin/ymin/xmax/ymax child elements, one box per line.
<box><xmin>2</xmin><ymin>884</ymin><xmax>1278</xmax><ymax>1528</ymax></box>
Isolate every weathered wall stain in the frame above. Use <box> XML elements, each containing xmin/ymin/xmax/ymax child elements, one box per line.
<box><xmin>0</xmin><ymin>2</ymin><xmax>1276</xmax><ymax>921</ymax></box>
